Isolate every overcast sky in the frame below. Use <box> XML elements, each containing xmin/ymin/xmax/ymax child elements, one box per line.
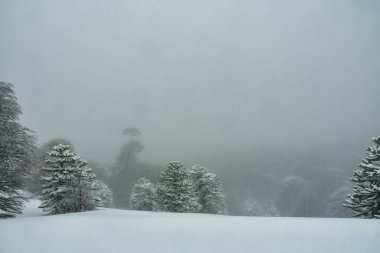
<box><xmin>1</xmin><ymin>0</ymin><xmax>379</xmax><ymax>165</ymax></box>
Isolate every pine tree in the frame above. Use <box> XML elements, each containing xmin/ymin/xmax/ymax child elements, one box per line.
<box><xmin>92</xmin><ymin>180</ymin><xmax>114</xmax><ymax>208</ymax></box>
<box><xmin>129</xmin><ymin>178</ymin><xmax>156</xmax><ymax>211</ymax></box>
<box><xmin>344</xmin><ymin>137</ymin><xmax>380</xmax><ymax>218</ymax></box>
<box><xmin>40</xmin><ymin>144</ymin><xmax>96</xmax><ymax>214</ymax></box>
<box><xmin>189</xmin><ymin>165</ymin><xmax>226</xmax><ymax>214</ymax></box>
<box><xmin>239</xmin><ymin>199</ymin><xmax>264</xmax><ymax>216</ymax></box>
<box><xmin>156</xmin><ymin>161</ymin><xmax>200</xmax><ymax>213</ymax></box>
<box><xmin>0</xmin><ymin>82</ymin><xmax>36</xmax><ymax>218</ymax></box>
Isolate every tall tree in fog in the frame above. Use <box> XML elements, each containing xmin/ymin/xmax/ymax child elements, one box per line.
<box><xmin>0</xmin><ymin>82</ymin><xmax>36</xmax><ymax>217</ymax></box>
<box><xmin>123</xmin><ymin>127</ymin><xmax>141</xmax><ymax>140</ymax></box>
<box><xmin>110</xmin><ymin>128</ymin><xmax>144</xmax><ymax>207</ymax></box>
<box><xmin>115</xmin><ymin>140</ymin><xmax>144</xmax><ymax>171</ymax></box>
<box><xmin>344</xmin><ymin>137</ymin><xmax>380</xmax><ymax>218</ymax></box>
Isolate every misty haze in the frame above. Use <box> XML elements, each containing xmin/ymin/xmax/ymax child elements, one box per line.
<box><xmin>1</xmin><ymin>0</ymin><xmax>379</xmax><ymax>253</ymax></box>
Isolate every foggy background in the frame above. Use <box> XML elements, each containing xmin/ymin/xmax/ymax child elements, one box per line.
<box><xmin>1</xmin><ymin>0</ymin><xmax>380</xmax><ymax>214</ymax></box>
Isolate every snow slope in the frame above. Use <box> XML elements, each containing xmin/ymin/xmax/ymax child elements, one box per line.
<box><xmin>0</xmin><ymin>200</ymin><xmax>379</xmax><ymax>253</ymax></box>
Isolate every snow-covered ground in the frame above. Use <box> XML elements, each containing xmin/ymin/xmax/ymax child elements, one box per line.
<box><xmin>1</xmin><ymin>200</ymin><xmax>379</xmax><ymax>253</ymax></box>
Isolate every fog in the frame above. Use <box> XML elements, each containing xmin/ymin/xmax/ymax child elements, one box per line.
<box><xmin>1</xmin><ymin>0</ymin><xmax>379</xmax><ymax>171</ymax></box>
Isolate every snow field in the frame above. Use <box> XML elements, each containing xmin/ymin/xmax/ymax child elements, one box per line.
<box><xmin>0</xmin><ymin>200</ymin><xmax>379</xmax><ymax>253</ymax></box>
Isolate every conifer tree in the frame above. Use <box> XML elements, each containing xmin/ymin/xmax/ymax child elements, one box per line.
<box><xmin>110</xmin><ymin>128</ymin><xmax>144</xmax><ymax>208</ymax></box>
<box><xmin>156</xmin><ymin>161</ymin><xmax>200</xmax><ymax>213</ymax></box>
<box><xmin>92</xmin><ymin>180</ymin><xmax>114</xmax><ymax>208</ymax></box>
<box><xmin>190</xmin><ymin>165</ymin><xmax>226</xmax><ymax>214</ymax></box>
<box><xmin>129</xmin><ymin>177</ymin><xmax>156</xmax><ymax>211</ymax></box>
<box><xmin>40</xmin><ymin>144</ymin><xmax>96</xmax><ymax>214</ymax></box>
<box><xmin>344</xmin><ymin>137</ymin><xmax>380</xmax><ymax>218</ymax></box>
<box><xmin>0</xmin><ymin>82</ymin><xmax>36</xmax><ymax>218</ymax></box>
<box><xmin>73</xmin><ymin>159</ymin><xmax>96</xmax><ymax>211</ymax></box>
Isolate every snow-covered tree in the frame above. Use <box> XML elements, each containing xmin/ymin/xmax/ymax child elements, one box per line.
<box><xmin>189</xmin><ymin>165</ymin><xmax>226</xmax><ymax>214</ymax></box>
<box><xmin>40</xmin><ymin>144</ymin><xmax>96</xmax><ymax>214</ymax></box>
<box><xmin>264</xmin><ymin>202</ymin><xmax>280</xmax><ymax>217</ymax></box>
<box><xmin>92</xmin><ymin>180</ymin><xmax>114</xmax><ymax>208</ymax></box>
<box><xmin>129</xmin><ymin>178</ymin><xmax>156</xmax><ymax>211</ymax></box>
<box><xmin>73</xmin><ymin>159</ymin><xmax>96</xmax><ymax>211</ymax></box>
<box><xmin>25</xmin><ymin>138</ymin><xmax>74</xmax><ymax>195</ymax></box>
<box><xmin>344</xmin><ymin>137</ymin><xmax>380</xmax><ymax>218</ymax></box>
<box><xmin>0</xmin><ymin>82</ymin><xmax>36</xmax><ymax>218</ymax></box>
<box><xmin>156</xmin><ymin>161</ymin><xmax>200</xmax><ymax>213</ymax></box>
<box><xmin>239</xmin><ymin>199</ymin><xmax>264</xmax><ymax>216</ymax></box>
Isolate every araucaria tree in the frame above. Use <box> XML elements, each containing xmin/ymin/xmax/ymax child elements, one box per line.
<box><xmin>344</xmin><ymin>137</ymin><xmax>380</xmax><ymax>218</ymax></box>
<box><xmin>40</xmin><ymin>144</ymin><xmax>96</xmax><ymax>214</ymax></box>
<box><xmin>110</xmin><ymin>128</ymin><xmax>144</xmax><ymax>207</ymax></box>
<box><xmin>26</xmin><ymin>138</ymin><xmax>74</xmax><ymax>195</ymax></box>
<box><xmin>190</xmin><ymin>165</ymin><xmax>226</xmax><ymax>214</ymax></box>
<box><xmin>129</xmin><ymin>177</ymin><xmax>156</xmax><ymax>211</ymax></box>
<box><xmin>0</xmin><ymin>82</ymin><xmax>36</xmax><ymax>218</ymax></box>
<box><xmin>156</xmin><ymin>161</ymin><xmax>200</xmax><ymax>212</ymax></box>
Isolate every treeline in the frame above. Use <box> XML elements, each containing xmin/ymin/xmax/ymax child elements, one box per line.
<box><xmin>129</xmin><ymin>162</ymin><xmax>226</xmax><ymax>214</ymax></box>
<box><xmin>21</xmin><ymin>125</ymin><xmax>354</xmax><ymax>218</ymax></box>
<box><xmin>19</xmin><ymin>122</ymin><xmax>228</xmax><ymax>215</ymax></box>
<box><xmin>1</xmin><ymin>81</ymin><xmax>379</xmax><ymax>218</ymax></box>
<box><xmin>198</xmin><ymin>147</ymin><xmax>356</xmax><ymax>218</ymax></box>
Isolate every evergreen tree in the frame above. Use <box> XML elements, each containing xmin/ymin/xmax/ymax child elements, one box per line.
<box><xmin>190</xmin><ymin>165</ymin><xmax>226</xmax><ymax>214</ymax></box>
<box><xmin>156</xmin><ymin>161</ymin><xmax>200</xmax><ymax>213</ymax></box>
<box><xmin>239</xmin><ymin>199</ymin><xmax>263</xmax><ymax>216</ymax></box>
<box><xmin>92</xmin><ymin>180</ymin><xmax>114</xmax><ymax>208</ymax></box>
<box><xmin>110</xmin><ymin>128</ymin><xmax>144</xmax><ymax>208</ymax></box>
<box><xmin>0</xmin><ymin>82</ymin><xmax>36</xmax><ymax>218</ymax></box>
<box><xmin>73</xmin><ymin>158</ymin><xmax>96</xmax><ymax>211</ymax></box>
<box><xmin>40</xmin><ymin>144</ymin><xmax>96</xmax><ymax>214</ymax></box>
<box><xmin>129</xmin><ymin>178</ymin><xmax>156</xmax><ymax>211</ymax></box>
<box><xmin>344</xmin><ymin>137</ymin><xmax>380</xmax><ymax>218</ymax></box>
<box><xmin>25</xmin><ymin>138</ymin><xmax>74</xmax><ymax>195</ymax></box>
<box><xmin>123</xmin><ymin>127</ymin><xmax>141</xmax><ymax>140</ymax></box>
